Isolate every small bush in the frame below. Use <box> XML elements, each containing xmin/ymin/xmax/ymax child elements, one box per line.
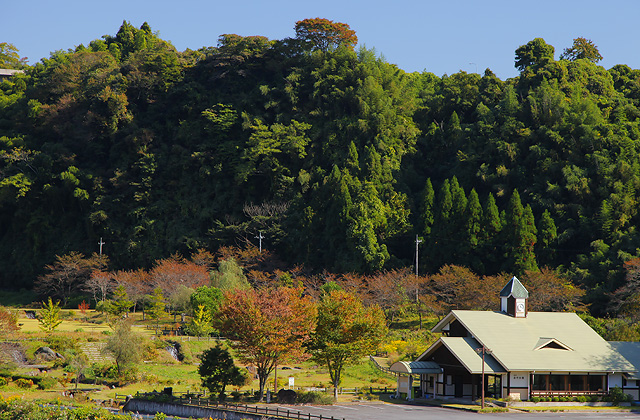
<box><xmin>530</xmin><ymin>396</ymin><xmax>540</xmax><ymax>403</ymax></box>
<box><xmin>46</xmin><ymin>335</ymin><xmax>78</xmax><ymax>352</ymax></box>
<box><xmin>0</xmin><ymin>377</ymin><xmax>7</xmax><ymax>387</ymax></box>
<box><xmin>296</xmin><ymin>391</ymin><xmax>333</xmax><ymax>405</ymax></box>
<box><xmin>15</xmin><ymin>378</ymin><xmax>33</xmax><ymax>389</ymax></box>
<box><xmin>36</xmin><ymin>377</ymin><xmax>58</xmax><ymax>390</ymax></box>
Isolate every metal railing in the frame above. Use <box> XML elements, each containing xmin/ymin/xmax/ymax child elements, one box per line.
<box><xmin>530</xmin><ymin>390</ymin><xmax>607</xmax><ymax>397</ymax></box>
<box><xmin>121</xmin><ymin>393</ymin><xmax>347</xmax><ymax>420</ymax></box>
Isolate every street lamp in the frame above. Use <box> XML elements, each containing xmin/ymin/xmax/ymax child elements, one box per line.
<box><xmin>476</xmin><ymin>345</ymin><xmax>492</xmax><ymax>409</ymax></box>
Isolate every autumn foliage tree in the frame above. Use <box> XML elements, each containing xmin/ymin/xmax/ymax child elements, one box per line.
<box><xmin>217</xmin><ymin>286</ymin><xmax>316</xmax><ymax>401</ymax></box>
<box><xmin>294</xmin><ymin>18</ymin><xmax>357</xmax><ymax>52</ymax></box>
<box><xmin>307</xmin><ymin>290</ymin><xmax>387</xmax><ymax>400</ymax></box>
<box><xmin>520</xmin><ymin>268</ymin><xmax>585</xmax><ymax>312</ymax></box>
<box><xmin>35</xmin><ymin>252</ymin><xmax>107</xmax><ymax>307</ymax></box>
<box><xmin>0</xmin><ymin>306</ymin><xmax>18</xmax><ymax>336</ymax></box>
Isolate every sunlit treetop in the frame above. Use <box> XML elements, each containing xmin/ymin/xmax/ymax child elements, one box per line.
<box><xmin>560</xmin><ymin>37</ymin><xmax>603</xmax><ymax>63</ymax></box>
<box><xmin>294</xmin><ymin>18</ymin><xmax>358</xmax><ymax>52</ymax></box>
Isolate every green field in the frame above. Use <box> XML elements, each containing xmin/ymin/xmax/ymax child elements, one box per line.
<box><xmin>0</xmin><ymin>307</ymin><xmax>399</xmax><ymax>405</ymax></box>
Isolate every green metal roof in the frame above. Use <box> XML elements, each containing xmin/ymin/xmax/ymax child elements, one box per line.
<box><xmin>499</xmin><ymin>276</ymin><xmax>529</xmax><ymax>298</ymax></box>
<box><xmin>438</xmin><ymin>337</ymin><xmax>507</xmax><ymax>374</ymax></box>
<box><xmin>609</xmin><ymin>341</ymin><xmax>640</xmax><ymax>379</ymax></box>
<box><xmin>389</xmin><ymin>361</ymin><xmax>442</xmax><ymax>375</ymax></box>
<box><xmin>429</xmin><ymin>310</ymin><xmax>636</xmax><ymax>373</ymax></box>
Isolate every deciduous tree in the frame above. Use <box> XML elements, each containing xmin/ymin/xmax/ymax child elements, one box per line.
<box><xmin>561</xmin><ymin>37</ymin><xmax>603</xmax><ymax>63</ymax></box>
<box><xmin>294</xmin><ymin>18</ymin><xmax>357</xmax><ymax>52</ymax></box>
<box><xmin>0</xmin><ymin>306</ymin><xmax>18</xmax><ymax>336</ymax></box>
<box><xmin>218</xmin><ymin>287</ymin><xmax>316</xmax><ymax>401</ymax></box>
<box><xmin>38</xmin><ymin>297</ymin><xmax>63</xmax><ymax>333</ymax></box>
<box><xmin>103</xmin><ymin>320</ymin><xmax>142</xmax><ymax>377</ymax></box>
<box><xmin>308</xmin><ymin>290</ymin><xmax>387</xmax><ymax>400</ymax></box>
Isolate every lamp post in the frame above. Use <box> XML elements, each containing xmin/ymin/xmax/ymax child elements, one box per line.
<box><xmin>476</xmin><ymin>345</ymin><xmax>492</xmax><ymax>409</ymax></box>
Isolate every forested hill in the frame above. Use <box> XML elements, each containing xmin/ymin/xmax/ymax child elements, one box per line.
<box><xmin>2</xmin><ymin>21</ymin><xmax>640</xmax><ymax>311</ymax></box>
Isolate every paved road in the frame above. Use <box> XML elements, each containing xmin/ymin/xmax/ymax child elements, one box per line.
<box><xmin>271</xmin><ymin>402</ymin><xmax>640</xmax><ymax>420</ymax></box>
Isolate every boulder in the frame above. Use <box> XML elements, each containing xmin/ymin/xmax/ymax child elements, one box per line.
<box><xmin>34</xmin><ymin>347</ymin><xmax>64</xmax><ymax>361</ymax></box>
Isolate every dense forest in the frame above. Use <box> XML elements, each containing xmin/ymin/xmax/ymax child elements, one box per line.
<box><xmin>2</xmin><ymin>20</ymin><xmax>640</xmax><ymax>315</ymax></box>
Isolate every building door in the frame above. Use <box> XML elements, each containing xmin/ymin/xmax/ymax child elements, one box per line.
<box><xmin>455</xmin><ymin>375</ymin><xmax>463</xmax><ymax>398</ymax></box>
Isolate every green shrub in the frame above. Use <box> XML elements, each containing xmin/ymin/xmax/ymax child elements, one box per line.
<box><xmin>530</xmin><ymin>396</ymin><xmax>540</xmax><ymax>403</ymax></box>
<box><xmin>552</xmin><ymin>397</ymin><xmax>559</xmax><ymax>402</ymax></box>
<box><xmin>45</xmin><ymin>335</ymin><xmax>78</xmax><ymax>352</ymax></box>
<box><xmin>0</xmin><ymin>377</ymin><xmax>7</xmax><ymax>387</ymax></box>
<box><xmin>296</xmin><ymin>391</ymin><xmax>333</xmax><ymax>405</ymax></box>
<box><xmin>15</xmin><ymin>378</ymin><xmax>33</xmax><ymax>389</ymax></box>
<box><xmin>36</xmin><ymin>377</ymin><xmax>58</xmax><ymax>390</ymax></box>
<box><xmin>608</xmin><ymin>386</ymin><xmax>632</xmax><ymax>404</ymax></box>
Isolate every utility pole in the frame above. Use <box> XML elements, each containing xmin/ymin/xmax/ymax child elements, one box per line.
<box><xmin>476</xmin><ymin>345</ymin><xmax>492</xmax><ymax>409</ymax></box>
<box><xmin>415</xmin><ymin>234</ymin><xmax>423</xmax><ymax>329</ymax></box>
<box><xmin>255</xmin><ymin>231</ymin><xmax>264</xmax><ymax>253</ymax></box>
<box><xmin>415</xmin><ymin>235</ymin><xmax>422</xmax><ymax>278</ymax></box>
<box><xmin>98</xmin><ymin>237</ymin><xmax>105</xmax><ymax>256</ymax></box>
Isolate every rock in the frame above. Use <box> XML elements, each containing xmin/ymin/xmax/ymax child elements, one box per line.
<box><xmin>34</xmin><ymin>346</ymin><xmax>64</xmax><ymax>361</ymax></box>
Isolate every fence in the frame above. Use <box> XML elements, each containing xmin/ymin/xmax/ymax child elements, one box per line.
<box><xmin>120</xmin><ymin>393</ymin><xmax>347</xmax><ymax>420</ymax></box>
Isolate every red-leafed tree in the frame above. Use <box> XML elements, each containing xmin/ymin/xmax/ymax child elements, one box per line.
<box><xmin>217</xmin><ymin>286</ymin><xmax>316</xmax><ymax>401</ymax></box>
<box><xmin>112</xmin><ymin>268</ymin><xmax>150</xmax><ymax>313</ymax></box>
<box><xmin>294</xmin><ymin>18</ymin><xmax>357</xmax><ymax>52</ymax></box>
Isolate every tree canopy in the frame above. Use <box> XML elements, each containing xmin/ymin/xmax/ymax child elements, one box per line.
<box><xmin>2</xmin><ymin>20</ymin><xmax>640</xmax><ymax>315</ymax></box>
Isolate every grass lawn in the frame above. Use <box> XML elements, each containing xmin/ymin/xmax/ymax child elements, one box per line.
<box><xmin>1</xmin><ymin>307</ymin><xmax>400</xmax><ymax>406</ymax></box>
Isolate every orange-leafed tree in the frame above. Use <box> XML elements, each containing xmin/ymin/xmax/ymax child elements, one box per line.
<box><xmin>307</xmin><ymin>290</ymin><xmax>387</xmax><ymax>400</ymax></box>
<box><xmin>294</xmin><ymin>18</ymin><xmax>357</xmax><ymax>52</ymax></box>
<box><xmin>150</xmin><ymin>256</ymin><xmax>209</xmax><ymax>293</ymax></box>
<box><xmin>611</xmin><ymin>258</ymin><xmax>640</xmax><ymax>319</ymax></box>
<box><xmin>364</xmin><ymin>268</ymin><xmax>415</xmax><ymax>323</ymax></box>
<box><xmin>218</xmin><ymin>286</ymin><xmax>316</xmax><ymax>401</ymax></box>
<box><xmin>0</xmin><ymin>306</ymin><xmax>18</xmax><ymax>336</ymax></box>
<box><xmin>521</xmin><ymin>268</ymin><xmax>585</xmax><ymax>312</ymax></box>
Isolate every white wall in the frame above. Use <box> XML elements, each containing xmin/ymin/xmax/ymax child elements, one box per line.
<box><xmin>510</xmin><ymin>372</ymin><xmax>528</xmax><ymax>388</ymax></box>
<box><xmin>609</xmin><ymin>373</ymin><xmax>623</xmax><ymax>389</ymax></box>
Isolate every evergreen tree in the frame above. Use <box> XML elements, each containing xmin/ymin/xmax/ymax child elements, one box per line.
<box><xmin>537</xmin><ymin>209</ymin><xmax>557</xmax><ymax>266</ymax></box>
<box><xmin>429</xmin><ymin>179</ymin><xmax>452</xmax><ymax>270</ymax></box>
<box><xmin>464</xmin><ymin>188</ymin><xmax>483</xmax><ymax>270</ymax></box>
<box><xmin>418</xmin><ymin>178</ymin><xmax>435</xmax><ymax>237</ymax></box>
<box><xmin>481</xmin><ymin>193</ymin><xmax>502</xmax><ymax>273</ymax></box>
<box><xmin>504</xmin><ymin>190</ymin><xmax>538</xmax><ymax>274</ymax></box>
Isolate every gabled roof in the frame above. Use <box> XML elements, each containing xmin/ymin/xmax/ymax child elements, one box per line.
<box><xmin>499</xmin><ymin>276</ymin><xmax>529</xmax><ymax>298</ymax></box>
<box><xmin>430</xmin><ymin>310</ymin><xmax>635</xmax><ymax>373</ymax></box>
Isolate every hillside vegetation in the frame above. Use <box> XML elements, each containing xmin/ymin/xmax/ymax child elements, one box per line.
<box><xmin>2</xmin><ymin>22</ymin><xmax>640</xmax><ymax>314</ymax></box>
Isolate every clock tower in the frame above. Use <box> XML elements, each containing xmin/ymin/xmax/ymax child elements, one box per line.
<box><xmin>500</xmin><ymin>276</ymin><xmax>528</xmax><ymax>318</ymax></box>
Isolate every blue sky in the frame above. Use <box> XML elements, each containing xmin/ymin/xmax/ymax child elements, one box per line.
<box><xmin>3</xmin><ymin>0</ymin><xmax>639</xmax><ymax>80</ymax></box>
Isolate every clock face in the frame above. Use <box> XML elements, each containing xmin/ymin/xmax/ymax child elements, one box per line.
<box><xmin>516</xmin><ymin>302</ymin><xmax>525</xmax><ymax>312</ymax></box>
